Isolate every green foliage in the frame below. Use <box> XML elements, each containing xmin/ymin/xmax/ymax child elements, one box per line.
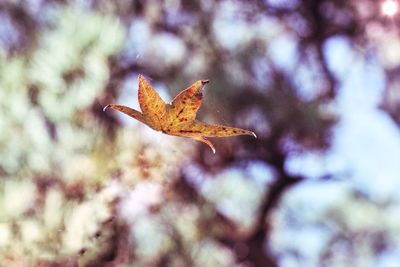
<box><xmin>0</xmin><ymin>5</ymin><xmax>128</xmax><ymax>264</ymax></box>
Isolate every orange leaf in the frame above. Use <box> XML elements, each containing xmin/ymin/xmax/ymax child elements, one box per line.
<box><xmin>104</xmin><ymin>74</ymin><xmax>256</xmax><ymax>154</ymax></box>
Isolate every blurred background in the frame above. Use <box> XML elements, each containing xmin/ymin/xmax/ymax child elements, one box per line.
<box><xmin>1</xmin><ymin>0</ymin><xmax>400</xmax><ymax>266</ymax></box>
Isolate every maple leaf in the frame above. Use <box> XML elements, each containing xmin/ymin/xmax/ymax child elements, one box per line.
<box><xmin>104</xmin><ymin>75</ymin><xmax>256</xmax><ymax>154</ymax></box>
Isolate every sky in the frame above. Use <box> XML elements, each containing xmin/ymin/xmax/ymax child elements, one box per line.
<box><xmin>286</xmin><ymin>35</ymin><xmax>400</xmax><ymax>202</ymax></box>
<box><xmin>278</xmin><ymin>34</ymin><xmax>400</xmax><ymax>267</ymax></box>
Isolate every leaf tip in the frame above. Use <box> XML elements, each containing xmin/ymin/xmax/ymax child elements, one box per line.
<box><xmin>103</xmin><ymin>104</ymin><xmax>111</xmax><ymax>112</ymax></box>
<box><xmin>138</xmin><ymin>74</ymin><xmax>147</xmax><ymax>82</ymax></box>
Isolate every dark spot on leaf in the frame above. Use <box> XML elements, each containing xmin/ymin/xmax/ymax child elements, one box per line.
<box><xmin>177</xmin><ymin>108</ymin><xmax>184</xmax><ymax>116</ymax></box>
<box><xmin>180</xmin><ymin>130</ymin><xmax>201</xmax><ymax>133</ymax></box>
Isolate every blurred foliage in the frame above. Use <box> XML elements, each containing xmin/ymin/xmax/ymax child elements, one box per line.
<box><xmin>0</xmin><ymin>0</ymin><xmax>400</xmax><ymax>266</ymax></box>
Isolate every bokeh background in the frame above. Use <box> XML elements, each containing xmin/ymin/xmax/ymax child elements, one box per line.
<box><xmin>1</xmin><ymin>0</ymin><xmax>400</xmax><ymax>266</ymax></box>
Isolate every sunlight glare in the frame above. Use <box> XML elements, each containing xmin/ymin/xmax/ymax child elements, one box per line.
<box><xmin>382</xmin><ymin>0</ymin><xmax>399</xmax><ymax>16</ymax></box>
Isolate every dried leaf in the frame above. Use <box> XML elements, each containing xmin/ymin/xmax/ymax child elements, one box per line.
<box><xmin>104</xmin><ymin>75</ymin><xmax>256</xmax><ymax>153</ymax></box>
